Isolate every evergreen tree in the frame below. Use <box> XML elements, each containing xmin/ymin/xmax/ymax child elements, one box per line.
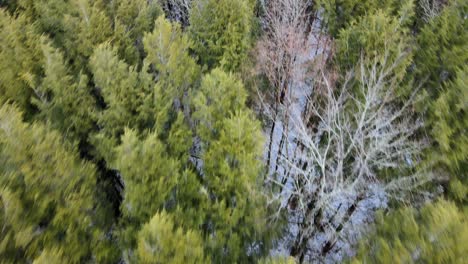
<box><xmin>32</xmin><ymin>39</ymin><xmax>96</xmax><ymax>141</ymax></box>
<box><xmin>0</xmin><ymin>104</ymin><xmax>116</xmax><ymax>263</ymax></box>
<box><xmin>336</xmin><ymin>0</ymin><xmax>414</xmax><ymax>76</ymax></box>
<box><xmin>2</xmin><ymin>0</ymin><xmax>464</xmax><ymax>262</ymax></box>
<box><xmin>90</xmin><ymin>16</ymin><xmax>199</xmax><ymax>157</ymax></box>
<box><xmin>431</xmin><ymin>67</ymin><xmax>468</xmax><ymax>203</ymax></box>
<box><xmin>413</xmin><ymin>0</ymin><xmax>467</xmax><ymax>99</ymax></box>
<box><xmin>319</xmin><ymin>0</ymin><xmax>406</xmax><ymax>37</ymax></box>
<box><xmin>352</xmin><ymin>200</ymin><xmax>468</xmax><ymax>263</ymax></box>
<box><xmin>193</xmin><ymin>69</ymin><xmax>248</xmax><ymax>140</ymax></box>
<box><xmin>13</xmin><ymin>0</ymin><xmax>114</xmax><ymax>71</ymax></box>
<box><xmin>89</xmin><ymin>43</ymin><xmax>148</xmax><ymax>161</ymax></box>
<box><xmin>90</xmin><ymin>17</ymin><xmax>201</xmax><ymax>258</ymax></box>
<box><xmin>63</xmin><ymin>0</ymin><xmax>114</xmax><ymax>69</ymax></box>
<box><xmin>7</xmin><ymin>0</ymin><xmax>162</xmax><ymax>69</ymax></box>
<box><xmin>143</xmin><ymin>16</ymin><xmax>200</xmax><ymax>104</ymax></box>
<box><xmin>113</xmin><ymin>129</ymin><xmax>181</xmax><ymax>251</ymax></box>
<box><xmin>190</xmin><ymin>0</ymin><xmax>254</xmax><ymax>71</ymax></box>
<box><xmin>412</xmin><ymin>0</ymin><xmax>467</xmax><ymax>202</ymax></box>
<box><xmin>0</xmin><ymin>9</ymin><xmax>43</xmax><ymax>115</ymax></box>
<box><xmin>109</xmin><ymin>0</ymin><xmax>162</xmax><ymax>65</ymax></box>
<box><xmin>136</xmin><ymin>211</ymin><xmax>207</xmax><ymax>264</ymax></box>
<box><xmin>142</xmin><ymin>15</ymin><xmax>200</xmax><ymax>137</ymax></box>
<box><xmin>14</xmin><ymin>0</ymin><xmax>69</xmax><ymax>37</ymax></box>
<box><xmin>193</xmin><ymin>69</ymin><xmax>269</xmax><ymax>261</ymax></box>
<box><xmin>90</xmin><ymin>43</ymin><xmax>142</xmax><ymax>137</ymax></box>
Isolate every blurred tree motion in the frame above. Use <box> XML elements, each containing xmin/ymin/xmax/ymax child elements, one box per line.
<box><xmin>0</xmin><ymin>104</ymin><xmax>118</xmax><ymax>263</ymax></box>
<box><xmin>0</xmin><ymin>0</ymin><xmax>466</xmax><ymax>262</ymax></box>
<box><xmin>353</xmin><ymin>200</ymin><xmax>468</xmax><ymax>263</ymax></box>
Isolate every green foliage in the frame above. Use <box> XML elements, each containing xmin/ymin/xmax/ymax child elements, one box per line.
<box><xmin>0</xmin><ymin>1</ymin><xmax>275</xmax><ymax>263</ymax></box>
<box><xmin>411</xmin><ymin>0</ymin><xmax>468</xmax><ymax>203</ymax></box>
<box><xmin>113</xmin><ymin>129</ymin><xmax>181</xmax><ymax>249</ymax></box>
<box><xmin>16</xmin><ymin>0</ymin><xmax>114</xmax><ymax>70</ymax></box>
<box><xmin>353</xmin><ymin>200</ymin><xmax>468</xmax><ymax>263</ymax></box>
<box><xmin>108</xmin><ymin>0</ymin><xmax>162</xmax><ymax>65</ymax></box>
<box><xmin>15</xmin><ymin>0</ymin><xmax>69</xmax><ymax>36</ymax></box>
<box><xmin>89</xmin><ymin>42</ymin><xmax>165</xmax><ymax>163</ymax></box>
<box><xmin>0</xmin><ymin>9</ymin><xmax>43</xmax><ymax>114</ymax></box>
<box><xmin>190</xmin><ymin>0</ymin><xmax>254</xmax><ymax>71</ymax></box>
<box><xmin>193</xmin><ymin>68</ymin><xmax>248</xmax><ymax>140</ymax></box>
<box><xmin>194</xmin><ymin>69</ymin><xmax>269</xmax><ymax>261</ymax></box>
<box><xmin>136</xmin><ymin>211</ymin><xmax>207</xmax><ymax>264</ymax></box>
<box><xmin>15</xmin><ymin>0</ymin><xmax>162</xmax><ymax>70</ymax></box>
<box><xmin>258</xmin><ymin>256</ymin><xmax>297</xmax><ymax>264</ymax></box>
<box><xmin>336</xmin><ymin>0</ymin><xmax>414</xmax><ymax>75</ymax></box>
<box><xmin>63</xmin><ymin>1</ymin><xmax>114</xmax><ymax>68</ymax></box>
<box><xmin>431</xmin><ymin>68</ymin><xmax>468</xmax><ymax>202</ymax></box>
<box><xmin>202</xmin><ymin>111</ymin><xmax>267</xmax><ymax>260</ymax></box>
<box><xmin>413</xmin><ymin>0</ymin><xmax>467</xmax><ymax>98</ymax></box>
<box><xmin>319</xmin><ymin>0</ymin><xmax>403</xmax><ymax>37</ymax></box>
<box><xmin>32</xmin><ymin>39</ymin><xmax>96</xmax><ymax>141</ymax></box>
<box><xmin>143</xmin><ymin>16</ymin><xmax>200</xmax><ymax>101</ymax></box>
<box><xmin>33</xmin><ymin>248</ymin><xmax>66</xmax><ymax>264</ymax></box>
<box><xmin>0</xmin><ymin>104</ymin><xmax>115</xmax><ymax>263</ymax></box>
<box><xmin>90</xmin><ymin>17</ymin><xmax>199</xmax><ymax>151</ymax></box>
<box><xmin>141</xmin><ymin>16</ymin><xmax>200</xmax><ymax>136</ymax></box>
<box><xmin>90</xmin><ymin>16</ymin><xmax>202</xmax><ymax>258</ymax></box>
<box><xmin>90</xmin><ymin>43</ymin><xmax>144</xmax><ymax>140</ymax></box>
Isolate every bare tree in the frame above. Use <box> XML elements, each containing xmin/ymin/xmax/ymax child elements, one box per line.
<box><xmin>256</xmin><ymin>0</ymin><xmax>328</xmax><ymax>175</ymax></box>
<box><xmin>267</xmin><ymin>49</ymin><xmax>433</xmax><ymax>262</ymax></box>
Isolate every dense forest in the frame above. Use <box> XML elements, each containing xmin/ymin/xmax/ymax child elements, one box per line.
<box><xmin>0</xmin><ymin>0</ymin><xmax>466</xmax><ymax>263</ymax></box>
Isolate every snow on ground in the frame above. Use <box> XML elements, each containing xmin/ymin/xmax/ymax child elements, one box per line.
<box><xmin>262</xmin><ymin>23</ymin><xmax>389</xmax><ymax>262</ymax></box>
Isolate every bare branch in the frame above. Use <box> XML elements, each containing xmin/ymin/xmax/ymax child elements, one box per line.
<box><xmin>268</xmin><ymin>48</ymin><xmax>430</xmax><ymax>262</ymax></box>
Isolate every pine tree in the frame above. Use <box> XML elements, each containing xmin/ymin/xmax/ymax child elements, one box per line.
<box><xmin>90</xmin><ymin>16</ymin><xmax>200</xmax><ymax>152</ymax></box>
<box><xmin>0</xmin><ymin>104</ymin><xmax>117</xmax><ymax>263</ymax></box>
<box><xmin>319</xmin><ymin>0</ymin><xmax>404</xmax><ymax>37</ymax></box>
<box><xmin>412</xmin><ymin>0</ymin><xmax>467</xmax><ymax>202</ymax></box>
<box><xmin>189</xmin><ymin>0</ymin><xmax>254</xmax><ymax>71</ymax></box>
<box><xmin>352</xmin><ymin>200</ymin><xmax>468</xmax><ymax>263</ymax></box>
<box><xmin>431</xmin><ymin>67</ymin><xmax>468</xmax><ymax>202</ymax></box>
<box><xmin>54</xmin><ymin>0</ymin><xmax>114</xmax><ymax>71</ymax></box>
<box><xmin>113</xmin><ymin>129</ymin><xmax>181</xmax><ymax>250</ymax></box>
<box><xmin>14</xmin><ymin>0</ymin><xmax>69</xmax><ymax>36</ymax></box>
<box><xmin>193</xmin><ymin>68</ymin><xmax>248</xmax><ymax>140</ymax></box>
<box><xmin>113</xmin><ymin>0</ymin><xmax>162</xmax><ymax>64</ymax></box>
<box><xmin>88</xmin><ymin>43</ymin><xmax>147</xmax><ymax>161</ymax></box>
<box><xmin>13</xmin><ymin>0</ymin><xmax>114</xmax><ymax>71</ymax></box>
<box><xmin>143</xmin><ymin>16</ymin><xmax>200</xmax><ymax>104</ymax></box>
<box><xmin>413</xmin><ymin>0</ymin><xmax>467</xmax><ymax>99</ymax></box>
<box><xmin>32</xmin><ymin>39</ymin><xmax>96</xmax><ymax>141</ymax></box>
<box><xmin>142</xmin><ymin>15</ymin><xmax>200</xmax><ymax>138</ymax></box>
<box><xmin>202</xmin><ymin>111</ymin><xmax>269</xmax><ymax>261</ymax></box>
<box><xmin>0</xmin><ymin>9</ymin><xmax>43</xmax><ymax>115</ymax></box>
<box><xmin>193</xmin><ymin>68</ymin><xmax>269</xmax><ymax>261</ymax></box>
<box><xmin>336</xmin><ymin>0</ymin><xmax>414</xmax><ymax>76</ymax></box>
<box><xmin>8</xmin><ymin>0</ymin><xmax>162</xmax><ymax>69</ymax></box>
<box><xmin>89</xmin><ymin>16</ymin><xmax>201</xmax><ymax>258</ymax></box>
<box><xmin>136</xmin><ymin>211</ymin><xmax>207</xmax><ymax>264</ymax></box>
